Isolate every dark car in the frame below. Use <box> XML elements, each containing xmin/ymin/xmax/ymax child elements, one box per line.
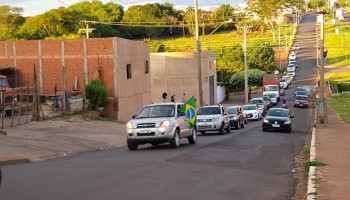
<box><xmin>262</xmin><ymin>108</ymin><xmax>294</xmax><ymax>133</ymax></box>
<box><xmin>226</xmin><ymin>106</ymin><xmax>245</xmax><ymax>129</ymax></box>
<box><xmin>294</xmin><ymin>95</ymin><xmax>309</xmax><ymax>108</ymax></box>
<box><xmin>262</xmin><ymin>95</ymin><xmax>272</xmax><ymax>109</ymax></box>
<box><xmin>294</xmin><ymin>87</ymin><xmax>307</xmax><ymax>96</ymax></box>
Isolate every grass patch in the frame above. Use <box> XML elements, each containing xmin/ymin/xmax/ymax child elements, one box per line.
<box><xmin>303</xmin><ymin>160</ymin><xmax>328</xmax><ymax>171</ymax></box>
<box><xmin>327</xmin><ymin>72</ymin><xmax>350</xmax><ymax>81</ymax></box>
<box><xmin>324</xmin><ymin>23</ymin><xmax>350</xmax><ymax>66</ymax></box>
<box><xmin>302</xmin><ymin>145</ymin><xmax>310</xmax><ymax>156</ymax></box>
<box><xmin>327</xmin><ymin>93</ymin><xmax>350</xmax><ymax>125</ymax></box>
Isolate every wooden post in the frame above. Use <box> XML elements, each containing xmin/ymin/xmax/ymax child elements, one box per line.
<box><xmin>26</xmin><ymin>86</ymin><xmax>29</xmax><ymax>123</ymax></box>
<box><xmin>18</xmin><ymin>88</ymin><xmax>22</xmax><ymax>124</ymax></box>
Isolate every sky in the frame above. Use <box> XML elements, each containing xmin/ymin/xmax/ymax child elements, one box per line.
<box><xmin>0</xmin><ymin>0</ymin><xmax>245</xmax><ymax>16</ymax></box>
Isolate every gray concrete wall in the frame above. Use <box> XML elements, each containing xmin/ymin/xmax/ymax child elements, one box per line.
<box><xmin>150</xmin><ymin>51</ymin><xmax>217</xmax><ymax>107</ymax></box>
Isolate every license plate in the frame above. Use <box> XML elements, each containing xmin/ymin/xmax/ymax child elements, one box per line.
<box><xmin>272</xmin><ymin>124</ymin><xmax>280</xmax><ymax>127</ymax></box>
<box><xmin>139</xmin><ymin>129</ymin><xmax>151</xmax><ymax>134</ymax></box>
<box><xmin>299</xmin><ymin>104</ymin><xmax>303</xmax><ymax>107</ymax></box>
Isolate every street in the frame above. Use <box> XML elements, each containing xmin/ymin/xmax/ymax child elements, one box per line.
<box><xmin>0</xmin><ymin>14</ymin><xmax>318</xmax><ymax>200</ymax></box>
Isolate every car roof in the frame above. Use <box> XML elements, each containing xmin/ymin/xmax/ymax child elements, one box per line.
<box><xmin>145</xmin><ymin>102</ymin><xmax>182</xmax><ymax>106</ymax></box>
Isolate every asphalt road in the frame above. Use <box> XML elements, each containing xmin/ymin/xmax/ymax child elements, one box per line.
<box><xmin>0</xmin><ymin>14</ymin><xmax>318</xmax><ymax>200</ymax></box>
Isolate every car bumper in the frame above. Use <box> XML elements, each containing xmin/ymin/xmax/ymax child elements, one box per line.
<box><xmin>127</xmin><ymin>126</ymin><xmax>176</xmax><ymax>141</ymax></box>
<box><xmin>246</xmin><ymin>113</ymin><xmax>259</xmax><ymax>120</ymax></box>
<box><xmin>262</xmin><ymin>123</ymin><xmax>291</xmax><ymax>132</ymax></box>
<box><xmin>229</xmin><ymin>120</ymin><xmax>239</xmax><ymax>127</ymax></box>
<box><xmin>294</xmin><ymin>102</ymin><xmax>308</xmax><ymax>107</ymax></box>
<box><xmin>197</xmin><ymin>121</ymin><xmax>222</xmax><ymax>131</ymax></box>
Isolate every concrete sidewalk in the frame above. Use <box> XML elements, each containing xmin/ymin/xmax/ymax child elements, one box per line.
<box><xmin>313</xmin><ymin>106</ymin><xmax>350</xmax><ymax>199</ymax></box>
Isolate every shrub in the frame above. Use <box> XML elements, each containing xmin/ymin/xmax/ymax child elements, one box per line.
<box><xmin>85</xmin><ymin>79</ymin><xmax>109</xmax><ymax>109</ymax></box>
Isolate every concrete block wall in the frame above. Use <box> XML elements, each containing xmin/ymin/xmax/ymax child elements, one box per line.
<box><xmin>0</xmin><ymin>37</ymin><xmax>151</xmax><ymax>122</ymax></box>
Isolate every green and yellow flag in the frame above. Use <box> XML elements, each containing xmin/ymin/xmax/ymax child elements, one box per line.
<box><xmin>180</xmin><ymin>96</ymin><xmax>197</xmax><ymax>128</ymax></box>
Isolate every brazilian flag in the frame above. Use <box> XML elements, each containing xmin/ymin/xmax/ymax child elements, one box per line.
<box><xmin>180</xmin><ymin>96</ymin><xmax>197</xmax><ymax>128</ymax></box>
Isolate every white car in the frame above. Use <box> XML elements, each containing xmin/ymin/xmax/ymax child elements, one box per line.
<box><xmin>196</xmin><ymin>105</ymin><xmax>231</xmax><ymax>135</ymax></box>
<box><xmin>126</xmin><ymin>102</ymin><xmax>197</xmax><ymax>150</ymax></box>
<box><xmin>282</xmin><ymin>75</ymin><xmax>292</xmax><ymax>85</ymax></box>
<box><xmin>289</xmin><ymin>52</ymin><xmax>296</xmax><ymax>60</ymax></box>
<box><xmin>242</xmin><ymin>104</ymin><xmax>262</xmax><ymax>121</ymax></box>
<box><xmin>293</xmin><ymin>44</ymin><xmax>299</xmax><ymax>52</ymax></box>
<box><xmin>263</xmin><ymin>92</ymin><xmax>277</xmax><ymax>105</ymax></box>
<box><xmin>287</xmin><ymin>69</ymin><xmax>296</xmax><ymax>77</ymax></box>
<box><xmin>279</xmin><ymin>78</ymin><xmax>288</xmax><ymax>89</ymax></box>
<box><xmin>287</xmin><ymin>64</ymin><xmax>296</xmax><ymax>71</ymax></box>
<box><xmin>289</xmin><ymin>60</ymin><xmax>298</xmax><ymax>68</ymax></box>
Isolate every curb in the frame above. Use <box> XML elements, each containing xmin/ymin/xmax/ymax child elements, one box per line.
<box><xmin>307</xmin><ymin>127</ymin><xmax>317</xmax><ymax>200</ymax></box>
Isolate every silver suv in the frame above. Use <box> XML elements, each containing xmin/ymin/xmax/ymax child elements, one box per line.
<box><xmin>126</xmin><ymin>102</ymin><xmax>197</xmax><ymax>150</ymax></box>
<box><xmin>196</xmin><ymin>105</ymin><xmax>230</xmax><ymax>135</ymax></box>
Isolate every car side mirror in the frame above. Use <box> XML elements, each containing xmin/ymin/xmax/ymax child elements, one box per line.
<box><xmin>132</xmin><ymin>114</ymin><xmax>137</xmax><ymax>119</ymax></box>
<box><xmin>223</xmin><ymin>112</ymin><xmax>228</xmax><ymax>115</ymax></box>
<box><xmin>290</xmin><ymin>115</ymin><xmax>294</xmax><ymax>118</ymax></box>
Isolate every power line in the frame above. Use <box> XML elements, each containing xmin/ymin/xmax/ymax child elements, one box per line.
<box><xmin>57</xmin><ymin>0</ymin><xmax>70</xmax><ymax>6</ymax></box>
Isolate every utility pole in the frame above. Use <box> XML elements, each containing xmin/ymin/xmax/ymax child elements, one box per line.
<box><xmin>79</xmin><ymin>20</ymin><xmax>97</xmax><ymax>39</ymax></box>
<box><xmin>194</xmin><ymin>0</ymin><xmax>203</xmax><ymax>106</ymax></box>
<box><xmin>317</xmin><ymin>11</ymin><xmax>328</xmax><ymax>124</ymax></box>
<box><xmin>241</xmin><ymin>25</ymin><xmax>250</xmax><ymax>104</ymax></box>
<box><xmin>316</xmin><ymin>26</ymin><xmax>319</xmax><ymax>66</ymax></box>
<box><xmin>279</xmin><ymin>26</ymin><xmax>281</xmax><ymax>70</ymax></box>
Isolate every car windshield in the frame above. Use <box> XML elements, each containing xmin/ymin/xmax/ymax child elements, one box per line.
<box><xmin>265</xmin><ymin>93</ymin><xmax>275</xmax><ymax>98</ymax></box>
<box><xmin>296</xmin><ymin>91</ymin><xmax>307</xmax><ymax>95</ymax></box>
<box><xmin>296</xmin><ymin>87</ymin><xmax>306</xmax><ymax>91</ymax></box>
<box><xmin>243</xmin><ymin>105</ymin><xmax>256</xmax><ymax>110</ymax></box>
<box><xmin>250</xmin><ymin>99</ymin><xmax>263</xmax><ymax>104</ymax></box>
<box><xmin>197</xmin><ymin>107</ymin><xmax>221</xmax><ymax>115</ymax></box>
<box><xmin>280</xmin><ymin>79</ymin><xmax>286</xmax><ymax>82</ymax></box>
<box><xmin>137</xmin><ymin>105</ymin><xmax>175</xmax><ymax>118</ymax></box>
<box><xmin>227</xmin><ymin>108</ymin><xmax>237</xmax><ymax>114</ymax></box>
<box><xmin>264</xmin><ymin>85</ymin><xmax>278</xmax><ymax>91</ymax></box>
<box><xmin>267</xmin><ymin>109</ymin><xmax>289</xmax><ymax>117</ymax></box>
<box><xmin>296</xmin><ymin>96</ymin><xmax>308</xmax><ymax>100</ymax></box>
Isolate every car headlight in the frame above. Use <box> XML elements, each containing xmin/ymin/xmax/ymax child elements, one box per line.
<box><xmin>284</xmin><ymin>120</ymin><xmax>291</xmax><ymax>124</ymax></box>
<box><xmin>160</xmin><ymin>120</ymin><xmax>170</xmax><ymax>128</ymax></box>
<box><xmin>233</xmin><ymin>116</ymin><xmax>237</xmax><ymax>120</ymax></box>
<box><xmin>254</xmin><ymin>112</ymin><xmax>258</xmax><ymax>115</ymax></box>
<box><xmin>126</xmin><ymin>122</ymin><xmax>134</xmax><ymax>130</ymax></box>
<box><xmin>263</xmin><ymin>119</ymin><xmax>269</xmax><ymax>123</ymax></box>
<box><xmin>212</xmin><ymin>117</ymin><xmax>220</xmax><ymax>121</ymax></box>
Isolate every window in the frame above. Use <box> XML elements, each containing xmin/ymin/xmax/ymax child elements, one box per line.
<box><xmin>126</xmin><ymin>64</ymin><xmax>132</xmax><ymax>79</ymax></box>
<box><xmin>145</xmin><ymin>61</ymin><xmax>149</xmax><ymax>74</ymax></box>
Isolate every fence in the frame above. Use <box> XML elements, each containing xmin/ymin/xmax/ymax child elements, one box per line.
<box><xmin>0</xmin><ymin>86</ymin><xmax>44</xmax><ymax>129</ymax></box>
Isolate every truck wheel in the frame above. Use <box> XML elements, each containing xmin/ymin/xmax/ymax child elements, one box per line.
<box><xmin>188</xmin><ymin>129</ymin><xmax>197</xmax><ymax>144</ymax></box>
<box><xmin>170</xmin><ymin>129</ymin><xmax>180</xmax><ymax>148</ymax></box>
<box><xmin>127</xmin><ymin>140</ymin><xmax>138</xmax><ymax>150</ymax></box>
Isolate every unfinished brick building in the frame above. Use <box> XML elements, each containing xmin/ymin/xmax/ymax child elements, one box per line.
<box><xmin>0</xmin><ymin>37</ymin><xmax>151</xmax><ymax>122</ymax></box>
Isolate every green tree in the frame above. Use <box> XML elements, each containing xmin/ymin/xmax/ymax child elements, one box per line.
<box><xmin>212</xmin><ymin>4</ymin><xmax>236</xmax><ymax>31</ymax></box>
<box><xmin>0</xmin><ymin>5</ymin><xmax>24</xmax><ymax>40</ymax></box>
<box><xmin>229</xmin><ymin>69</ymin><xmax>266</xmax><ymax>91</ymax></box>
<box><xmin>122</xmin><ymin>3</ymin><xmax>180</xmax><ymax>38</ymax></box>
<box><xmin>245</xmin><ymin>0</ymin><xmax>284</xmax><ymax>39</ymax></box>
<box><xmin>247</xmin><ymin>42</ymin><xmax>277</xmax><ymax>73</ymax></box>
<box><xmin>85</xmin><ymin>79</ymin><xmax>109</xmax><ymax>109</ymax></box>
<box><xmin>216</xmin><ymin>45</ymin><xmax>245</xmax><ymax>81</ymax></box>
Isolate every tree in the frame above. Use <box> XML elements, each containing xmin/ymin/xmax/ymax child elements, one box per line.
<box><xmin>245</xmin><ymin>0</ymin><xmax>284</xmax><ymax>39</ymax></box>
<box><xmin>122</xmin><ymin>3</ymin><xmax>180</xmax><ymax>38</ymax></box>
<box><xmin>229</xmin><ymin>69</ymin><xmax>266</xmax><ymax>91</ymax></box>
<box><xmin>247</xmin><ymin>42</ymin><xmax>277</xmax><ymax>73</ymax></box>
<box><xmin>216</xmin><ymin>45</ymin><xmax>245</xmax><ymax>82</ymax></box>
<box><xmin>0</xmin><ymin>5</ymin><xmax>24</xmax><ymax>40</ymax></box>
<box><xmin>85</xmin><ymin>79</ymin><xmax>108</xmax><ymax>109</ymax></box>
